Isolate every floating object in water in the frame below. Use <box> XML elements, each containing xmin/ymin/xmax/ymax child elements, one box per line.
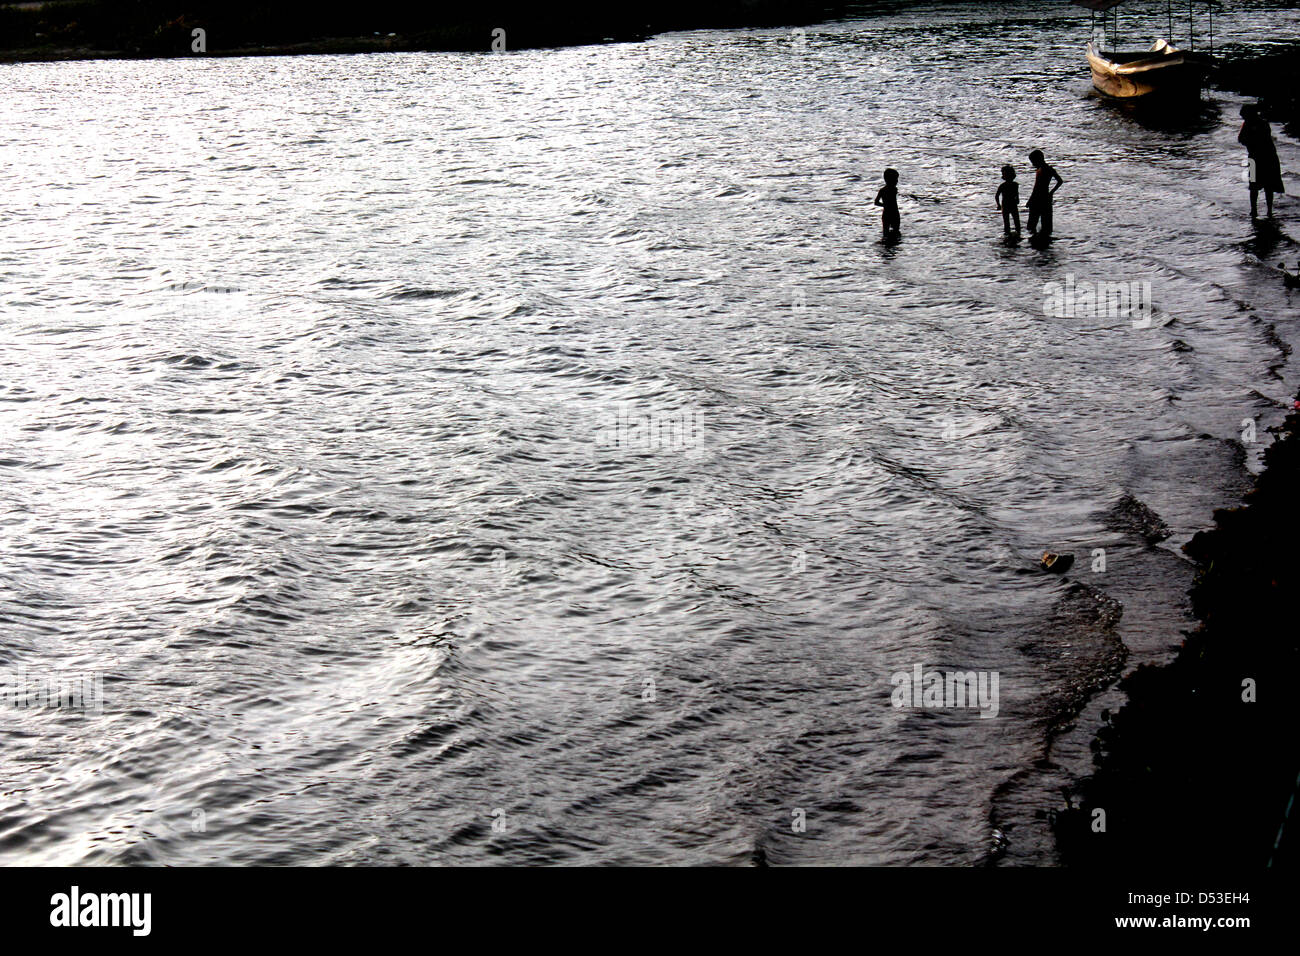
<box><xmin>989</xmin><ymin>827</ymin><xmax>1009</xmax><ymax>858</ymax></box>
<box><xmin>1040</xmin><ymin>551</ymin><xmax>1075</xmax><ymax>574</ymax></box>
<box><xmin>1281</xmin><ymin>262</ymin><xmax>1300</xmax><ymax>288</ymax></box>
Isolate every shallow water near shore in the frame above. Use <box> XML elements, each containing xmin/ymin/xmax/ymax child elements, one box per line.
<box><xmin>2</xmin><ymin>1</ymin><xmax>1299</xmax><ymax>865</ymax></box>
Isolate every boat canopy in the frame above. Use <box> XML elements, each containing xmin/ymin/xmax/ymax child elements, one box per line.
<box><xmin>1076</xmin><ymin>0</ymin><xmax>1216</xmax><ymax>54</ymax></box>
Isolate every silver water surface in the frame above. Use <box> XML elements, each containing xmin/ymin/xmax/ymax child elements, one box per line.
<box><xmin>2</xmin><ymin>1</ymin><xmax>1299</xmax><ymax>864</ymax></box>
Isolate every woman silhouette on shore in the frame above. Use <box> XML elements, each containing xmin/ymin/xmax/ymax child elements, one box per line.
<box><xmin>1239</xmin><ymin>104</ymin><xmax>1285</xmax><ymax>219</ymax></box>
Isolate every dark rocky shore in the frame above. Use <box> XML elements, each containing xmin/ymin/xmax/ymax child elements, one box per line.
<box><xmin>1055</xmin><ymin>399</ymin><xmax>1300</xmax><ymax>867</ymax></box>
<box><xmin>1213</xmin><ymin>41</ymin><xmax>1300</xmax><ymax>136</ymax></box>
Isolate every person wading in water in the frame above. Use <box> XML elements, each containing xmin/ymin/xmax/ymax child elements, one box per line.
<box><xmin>875</xmin><ymin>167</ymin><xmax>901</xmax><ymax>239</ymax></box>
<box><xmin>1026</xmin><ymin>149</ymin><xmax>1063</xmax><ymax>240</ymax></box>
<box><xmin>995</xmin><ymin>164</ymin><xmax>1021</xmax><ymax>238</ymax></box>
<box><xmin>1239</xmin><ymin>104</ymin><xmax>1285</xmax><ymax>220</ymax></box>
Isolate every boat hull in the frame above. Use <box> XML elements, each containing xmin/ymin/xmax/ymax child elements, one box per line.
<box><xmin>1086</xmin><ymin>41</ymin><xmax>1210</xmax><ymax>99</ymax></box>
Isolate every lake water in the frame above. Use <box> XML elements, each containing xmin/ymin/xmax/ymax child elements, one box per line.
<box><xmin>1</xmin><ymin>0</ymin><xmax>1298</xmax><ymax>865</ymax></box>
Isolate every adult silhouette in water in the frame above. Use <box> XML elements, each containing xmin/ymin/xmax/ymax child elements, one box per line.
<box><xmin>1239</xmin><ymin>104</ymin><xmax>1285</xmax><ymax>219</ymax></box>
<box><xmin>875</xmin><ymin>167</ymin><xmax>901</xmax><ymax>239</ymax></box>
<box><xmin>1026</xmin><ymin>150</ymin><xmax>1062</xmax><ymax>240</ymax></box>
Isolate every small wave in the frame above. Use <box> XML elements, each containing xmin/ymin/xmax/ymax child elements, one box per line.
<box><xmin>383</xmin><ymin>288</ymin><xmax>463</xmax><ymax>300</ymax></box>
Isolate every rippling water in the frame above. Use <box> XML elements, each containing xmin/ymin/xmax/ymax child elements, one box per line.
<box><xmin>2</xmin><ymin>1</ymin><xmax>1298</xmax><ymax>865</ymax></box>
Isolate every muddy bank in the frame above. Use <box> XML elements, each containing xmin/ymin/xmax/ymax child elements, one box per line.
<box><xmin>0</xmin><ymin>0</ymin><xmax>846</xmax><ymax>62</ymax></box>
<box><xmin>1054</xmin><ymin>401</ymin><xmax>1300</xmax><ymax>867</ymax></box>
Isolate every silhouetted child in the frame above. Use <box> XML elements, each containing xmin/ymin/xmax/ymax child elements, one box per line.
<box><xmin>1026</xmin><ymin>149</ymin><xmax>1063</xmax><ymax>238</ymax></box>
<box><xmin>995</xmin><ymin>165</ymin><xmax>1020</xmax><ymax>236</ymax></box>
<box><xmin>875</xmin><ymin>167</ymin><xmax>900</xmax><ymax>237</ymax></box>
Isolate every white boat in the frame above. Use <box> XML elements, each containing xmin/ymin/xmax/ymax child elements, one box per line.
<box><xmin>1085</xmin><ymin>38</ymin><xmax>1212</xmax><ymax>99</ymax></box>
<box><xmin>1076</xmin><ymin>0</ymin><xmax>1215</xmax><ymax>100</ymax></box>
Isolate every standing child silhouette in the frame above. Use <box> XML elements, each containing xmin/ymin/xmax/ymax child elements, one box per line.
<box><xmin>996</xmin><ymin>165</ymin><xmax>1020</xmax><ymax>237</ymax></box>
<box><xmin>875</xmin><ymin>167</ymin><xmax>901</xmax><ymax>239</ymax></box>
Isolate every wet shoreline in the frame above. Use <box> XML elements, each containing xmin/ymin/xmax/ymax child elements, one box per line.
<box><xmin>1054</xmin><ymin>397</ymin><xmax>1300</xmax><ymax>867</ymax></box>
<box><xmin>1048</xmin><ymin>56</ymin><xmax>1299</xmax><ymax>864</ymax></box>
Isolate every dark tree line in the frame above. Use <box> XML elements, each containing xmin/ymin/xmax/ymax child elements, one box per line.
<box><xmin>0</xmin><ymin>0</ymin><xmax>850</xmax><ymax>57</ymax></box>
